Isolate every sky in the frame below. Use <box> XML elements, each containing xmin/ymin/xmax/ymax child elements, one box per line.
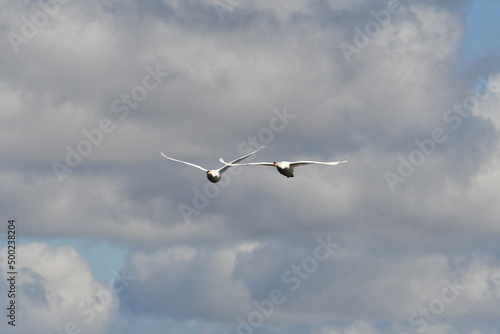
<box><xmin>1</xmin><ymin>0</ymin><xmax>500</xmax><ymax>333</ymax></box>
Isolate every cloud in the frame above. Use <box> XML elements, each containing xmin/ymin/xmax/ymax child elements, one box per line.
<box><xmin>120</xmin><ymin>243</ymin><xmax>255</xmax><ymax>320</ymax></box>
<box><xmin>0</xmin><ymin>243</ymin><xmax>115</xmax><ymax>333</ymax></box>
<box><xmin>117</xmin><ymin>240</ymin><xmax>500</xmax><ymax>329</ymax></box>
<box><xmin>313</xmin><ymin>321</ymin><xmax>380</xmax><ymax>334</ymax></box>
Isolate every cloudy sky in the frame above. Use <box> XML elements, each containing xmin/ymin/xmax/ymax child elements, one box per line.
<box><xmin>1</xmin><ymin>0</ymin><xmax>500</xmax><ymax>333</ymax></box>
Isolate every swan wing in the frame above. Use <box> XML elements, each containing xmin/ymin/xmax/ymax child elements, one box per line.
<box><xmin>161</xmin><ymin>152</ymin><xmax>208</xmax><ymax>172</ymax></box>
<box><xmin>290</xmin><ymin>159</ymin><xmax>348</xmax><ymax>167</ymax></box>
<box><xmin>219</xmin><ymin>158</ymin><xmax>275</xmax><ymax>167</ymax></box>
<box><xmin>219</xmin><ymin>146</ymin><xmax>265</xmax><ymax>174</ymax></box>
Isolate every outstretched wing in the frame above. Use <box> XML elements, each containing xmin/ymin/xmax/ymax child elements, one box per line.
<box><xmin>219</xmin><ymin>158</ymin><xmax>275</xmax><ymax>167</ymax></box>
<box><xmin>219</xmin><ymin>146</ymin><xmax>266</xmax><ymax>174</ymax></box>
<box><xmin>161</xmin><ymin>152</ymin><xmax>208</xmax><ymax>172</ymax></box>
<box><xmin>290</xmin><ymin>159</ymin><xmax>348</xmax><ymax>167</ymax></box>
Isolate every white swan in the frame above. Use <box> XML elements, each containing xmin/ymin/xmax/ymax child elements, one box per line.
<box><xmin>161</xmin><ymin>146</ymin><xmax>264</xmax><ymax>183</ymax></box>
<box><xmin>219</xmin><ymin>158</ymin><xmax>347</xmax><ymax>178</ymax></box>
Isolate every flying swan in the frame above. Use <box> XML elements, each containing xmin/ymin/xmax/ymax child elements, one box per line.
<box><xmin>161</xmin><ymin>146</ymin><xmax>265</xmax><ymax>183</ymax></box>
<box><xmin>218</xmin><ymin>158</ymin><xmax>348</xmax><ymax>178</ymax></box>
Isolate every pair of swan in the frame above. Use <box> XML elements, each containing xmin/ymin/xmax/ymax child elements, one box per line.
<box><xmin>161</xmin><ymin>146</ymin><xmax>347</xmax><ymax>183</ymax></box>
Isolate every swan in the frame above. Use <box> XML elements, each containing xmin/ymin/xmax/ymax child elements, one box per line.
<box><xmin>218</xmin><ymin>158</ymin><xmax>347</xmax><ymax>178</ymax></box>
<box><xmin>161</xmin><ymin>146</ymin><xmax>264</xmax><ymax>183</ymax></box>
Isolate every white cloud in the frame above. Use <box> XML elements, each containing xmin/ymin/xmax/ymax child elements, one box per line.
<box><xmin>314</xmin><ymin>321</ymin><xmax>380</xmax><ymax>334</ymax></box>
<box><xmin>0</xmin><ymin>243</ymin><xmax>115</xmax><ymax>333</ymax></box>
<box><xmin>121</xmin><ymin>243</ymin><xmax>254</xmax><ymax>320</ymax></box>
<box><xmin>117</xmin><ymin>240</ymin><xmax>500</xmax><ymax>329</ymax></box>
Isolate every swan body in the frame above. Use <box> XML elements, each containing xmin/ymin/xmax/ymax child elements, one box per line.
<box><xmin>219</xmin><ymin>158</ymin><xmax>347</xmax><ymax>178</ymax></box>
<box><xmin>161</xmin><ymin>146</ymin><xmax>264</xmax><ymax>183</ymax></box>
